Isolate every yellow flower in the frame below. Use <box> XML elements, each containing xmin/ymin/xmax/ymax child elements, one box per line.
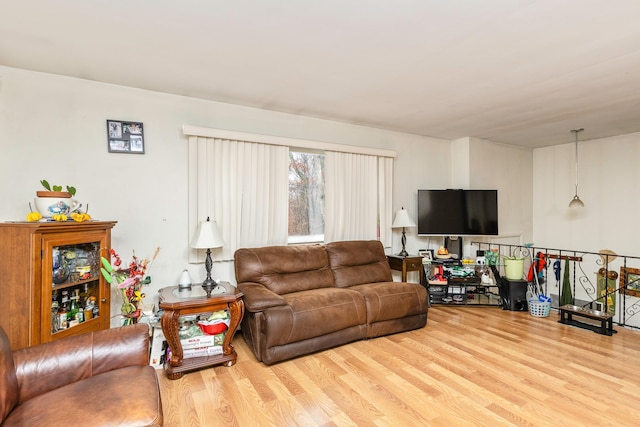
<box><xmin>26</xmin><ymin>211</ymin><xmax>42</xmax><ymax>222</ymax></box>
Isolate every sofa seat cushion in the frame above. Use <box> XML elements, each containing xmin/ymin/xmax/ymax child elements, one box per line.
<box><xmin>264</xmin><ymin>288</ymin><xmax>367</xmax><ymax>347</ymax></box>
<box><xmin>350</xmin><ymin>282</ymin><xmax>428</xmax><ymax>324</ymax></box>
<box><xmin>3</xmin><ymin>365</ymin><xmax>163</xmax><ymax>427</ymax></box>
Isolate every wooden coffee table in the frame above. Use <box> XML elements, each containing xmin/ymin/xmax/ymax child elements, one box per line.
<box><xmin>159</xmin><ymin>284</ymin><xmax>244</xmax><ymax>379</ymax></box>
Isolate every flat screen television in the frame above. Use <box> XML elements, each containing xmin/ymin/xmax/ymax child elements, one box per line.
<box><xmin>417</xmin><ymin>189</ymin><xmax>498</xmax><ymax>236</ymax></box>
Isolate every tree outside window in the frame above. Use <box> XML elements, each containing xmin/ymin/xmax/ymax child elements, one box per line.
<box><xmin>289</xmin><ymin>151</ymin><xmax>324</xmax><ymax>242</ymax></box>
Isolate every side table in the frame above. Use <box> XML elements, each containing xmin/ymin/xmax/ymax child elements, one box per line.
<box><xmin>387</xmin><ymin>255</ymin><xmax>425</xmax><ymax>286</ymax></box>
<box><xmin>159</xmin><ymin>284</ymin><xmax>244</xmax><ymax>380</ymax></box>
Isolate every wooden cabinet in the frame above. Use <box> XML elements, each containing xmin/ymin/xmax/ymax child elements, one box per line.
<box><xmin>0</xmin><ymin>221</ymin><xmax>116</xmax><ymax>350</ymax></box>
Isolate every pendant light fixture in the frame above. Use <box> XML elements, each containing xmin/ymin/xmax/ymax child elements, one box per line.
<box><xmin>568</xmin><ymin>128</ymin><xmax>585</xmax><ymax>208</ymax></box>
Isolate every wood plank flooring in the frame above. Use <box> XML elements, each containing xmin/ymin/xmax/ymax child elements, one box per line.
<box><xmin>158</xmin><ymin>306</ymin><xmax>640</xmax><ymax>426</ymax></box>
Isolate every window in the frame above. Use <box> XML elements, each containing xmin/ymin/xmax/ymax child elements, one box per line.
<box><xmin>184</xmin><ymin>125</ymin><xmax>396</xmax><ymax>254</ymax></box>
<box><xmin>288</xmin><ymin>151</ymin><xmax>325</xmax><ymax>244</ymax></box>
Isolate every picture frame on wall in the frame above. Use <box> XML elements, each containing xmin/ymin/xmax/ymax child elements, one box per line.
<box><xmin>107</xmin><ymin>120</ymin><xmax>144</xmax><ymax>154</ymax></box>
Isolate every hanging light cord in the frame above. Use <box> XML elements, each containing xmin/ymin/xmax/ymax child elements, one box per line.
<box><xmin>569</xmin><ymin>128</ymin><xmax>584</xmax><ymax>207</ymax></box>
<box><xmin>573</xmin><ymin>128</ymin><xmax>582</xmax><ymax>196</ymax></box>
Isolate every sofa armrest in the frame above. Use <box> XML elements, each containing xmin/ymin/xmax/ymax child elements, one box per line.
<box><xmin>237</xmin><ymin>282</ymin><xmax>286</xmax><ymax>312</ymax></box>
<box><xmin>13</xmin><ymin>323</ymin><xmax>149</xmax><ymax>404</ymax></box>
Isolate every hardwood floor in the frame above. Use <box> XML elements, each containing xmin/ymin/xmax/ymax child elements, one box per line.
<box><xmin>158</xmin><ymin>306</ymin><xmax>640</xmax><ymax>426</ymax></box>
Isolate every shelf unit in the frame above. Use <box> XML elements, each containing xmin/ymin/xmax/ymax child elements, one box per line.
<box><xmin>425</xmin><ymin>263</ymin><xmax>501</xmax><ymax>307</ymax></box>
<box><xmin>0</xmin><ymin>221</ymin><xmax>116</xmax><ymax>350</ymax></box>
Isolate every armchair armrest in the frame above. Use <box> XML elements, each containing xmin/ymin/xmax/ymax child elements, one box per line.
<box><xmin>13</xmin><ymin>323</ymin><xmax>149</xmax><ymax>404</ymax></box>
<box><xmin>237</xmin><ymin>282</ymin><xmax>286</xmax><ymax>312</ymax></box>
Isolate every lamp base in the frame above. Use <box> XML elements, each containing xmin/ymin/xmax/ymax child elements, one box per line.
<box><xmin>397</xmin><ymin>227</ymin><xmax>409</xmax><ymax>257</ymax></box>
<box><xmin>397</xmin><ymin>249</ymin><xmax>409</xmax><ymax>257</ymax></box>
<box><xmin>201</xmin><ymin>248</ymin><xmax>221</xmax><ymax>297</ymax></box>
<box><xmin>201</xmin><ymin>278</ymin><xmax>220</xmax><ymax>298</ymax></box>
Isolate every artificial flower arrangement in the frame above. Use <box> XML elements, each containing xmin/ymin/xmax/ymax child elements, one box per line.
<box><xmin>100</xmin><ymin>247</ymin><xmax>160</xmax><ymax>325</ymax></box>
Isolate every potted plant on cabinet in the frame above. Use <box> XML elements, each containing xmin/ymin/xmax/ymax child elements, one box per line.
<box><xmin>30</xmin><ymin>179</ymin><xmax>84</xmax><ymax>221</ymax></box>
<box><xmin>37</xmin><ymin>179</ymin><xmax>76</xmax><ymax>198</ymax></box>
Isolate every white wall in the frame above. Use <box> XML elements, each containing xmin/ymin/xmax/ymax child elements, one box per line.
<box><xmin>410</xmin><ymin>137</ymin><xmax>534</xmax><ymax>259</ymax></box>
<box><xmin>533</xmin><ymin>132</ymin><xmax>640</xmax><ymax>256</ymax></box>
<box><xmin>0</xmin><ymin>66</ymin><xmax>541</xmax><ymax>324</ymax></box>
<box><xmin>469</xmin><ymin>137</ymin><xmax>533</xmax><ymax>244</ymax></box>
<box><xmin>532</xmin><ymin>134</ymin><xmax>640</xmax><ymax>316</ymax></box>
<box><xmin>0</xmin><ymin>66</ymin><xmax>456</xmax><ymax>323</ymax></box>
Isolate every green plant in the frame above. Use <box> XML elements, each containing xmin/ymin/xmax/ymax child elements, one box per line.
<box><xmin>40</xmin><ymin>179</ymin><xmax>76</xmax><ymax>196</ymax></box>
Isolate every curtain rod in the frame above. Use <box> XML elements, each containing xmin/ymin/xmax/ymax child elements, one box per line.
<box><xmin>183</xmin><ymin>124</ymin><xmax>397</xmax><ymax>158</ymax></box>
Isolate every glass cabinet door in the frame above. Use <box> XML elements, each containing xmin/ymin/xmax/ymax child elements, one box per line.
<box><xmin>41</xmin><ymin>231</ymin><xmax>109</xmax><ymax>342</ymax></box>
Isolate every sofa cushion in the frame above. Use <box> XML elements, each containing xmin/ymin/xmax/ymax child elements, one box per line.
<box><xmin>0</xmin><ymin>327</ymin><xmax>18</xmax><ymax>424</ymax></box>
<box><xmin>234</xmin><ymin>244</ymin><xmax>334</xmax><ymax>295</ymax></box>
<box><xmin>349</xmin><ymin>282</ymin><xmax>428</xmax><ymax>324</ymax></box>
<box><xmin>325</xmin><ymin>240</ymin><xmax>393</xmax><ymax>288</ymax></box>
<box><xmin>264</xmin><ymin>288</ymin><xmax>367</xmax><ymax>347</ymax></box>
<box><xmin>3</xmin><ymin>366</ymin><xmax>163</xmax><ymax>427</ymax></box>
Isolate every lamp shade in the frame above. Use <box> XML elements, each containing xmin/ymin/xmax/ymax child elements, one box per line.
<box><xmin>392</xmin><ymin>208</ymin><xmax>415</xmax><ymax>228</ymax></box>
<box><xmin>190</xmin><ymin>218</ymin><xmax>225</xmax><ymax>249</ymax></box>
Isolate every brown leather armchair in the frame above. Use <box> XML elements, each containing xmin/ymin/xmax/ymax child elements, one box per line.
<box><xmin>0</xmin><ymin>323</ymin><xmax>163</xmax><ymax>426</ymax></box>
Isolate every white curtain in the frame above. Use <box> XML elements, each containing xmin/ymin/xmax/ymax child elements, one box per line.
<box><xmin>378</xmin><ymin>156</ymin><xmax>394</xmax><ymax>247</ymax></box>
<box><xmin>188</xmin><ymin>136</ymin><xmax>289</xmax><ymax>261</ymax></box>
<box><xmin>325</xmin><ymin>151</ymin><xmax>393</xmax><ymax>243</ymax></box>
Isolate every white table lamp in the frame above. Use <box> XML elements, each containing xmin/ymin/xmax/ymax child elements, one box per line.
<box><xmin>392</xmin><ymin>207</ymin><xmax>416</xmax><ymax>257</ymax></box>
<box><xmin>190</xmin><ymin>217</ymin><xmax>225</xmax><ymax>296</ymax></box>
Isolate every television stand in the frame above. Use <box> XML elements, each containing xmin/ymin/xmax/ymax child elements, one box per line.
<box><xmin>425</xmin><ymin>261</ymin><xmax>501</xmax><ymax>307</ymax></box>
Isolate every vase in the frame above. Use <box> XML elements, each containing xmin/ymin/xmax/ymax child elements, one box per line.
<box><xmin>120</xmin><ymin>287</ymin><xmax>140</xmax><ymax>325</ymax></box>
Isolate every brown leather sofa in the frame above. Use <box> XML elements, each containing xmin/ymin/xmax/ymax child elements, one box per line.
<box><xmin>0</xmin><ymin>323</ymin><xmax>163</xmax><ymax>426</ymax></box>
<box><xmin>235</xmin><ymin>240</ymin><xmax>428</xmax><ymax>365</ymax></box>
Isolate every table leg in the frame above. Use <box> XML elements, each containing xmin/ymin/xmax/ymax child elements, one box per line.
<box><xmin>223</xmin><ymin>299</ymin><xmax>245</xmax><ymax>357</ymax></box>
<box><xmin>161</xmin><ymin>309</ymin><xmax>183</xmax><ymax>367</ymax></box>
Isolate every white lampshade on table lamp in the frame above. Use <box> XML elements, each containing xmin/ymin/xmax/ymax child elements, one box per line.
<box><xmin>190</xmin><ymin>217</ymin><xmax>225</xmax><ymax>297</ymax></box>
<box><xmin>392</xmin><ymin>207</ymin><xmax>416</xmax><ymax>257</ymax></box>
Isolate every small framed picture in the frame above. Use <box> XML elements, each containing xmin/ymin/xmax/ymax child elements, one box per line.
<box><xmin>107</xmin><ymin>120</ymin><xmax>144</xmax><ymax>154</ymax></box>
<box><xmin>419</xmin><ymin>249</ymin><xmax>434</xmax><ymax>262</ymax></box>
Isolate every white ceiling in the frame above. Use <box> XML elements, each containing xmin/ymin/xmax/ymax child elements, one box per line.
<box><xmin>3</xmin><ymin>0</ymin><xmax>640</xmax><ymax>148</ymax></box>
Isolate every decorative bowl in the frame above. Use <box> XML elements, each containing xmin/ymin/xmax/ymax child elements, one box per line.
<box><xmin>197</xmin><ymin>320</ymin><xmax>228</xmax><ymax>335</ymax></box>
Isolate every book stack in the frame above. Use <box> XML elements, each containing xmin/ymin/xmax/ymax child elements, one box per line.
<box><xmin>180</xmin><ymin>333</ymin><xmax>225</xmax><ymax>359</ymax></box>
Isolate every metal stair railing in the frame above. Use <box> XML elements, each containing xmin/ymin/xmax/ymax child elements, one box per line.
<box><xmin>471</xmin><ymin>242</ymin><xmax>640</xmax><ymax>331</ymax></box>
